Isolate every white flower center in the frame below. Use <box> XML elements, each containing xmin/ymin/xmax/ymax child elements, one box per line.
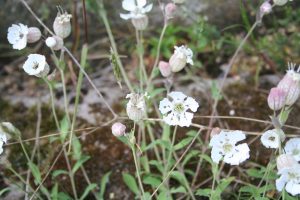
<box><xmin>268</xmin><ymin>136</ymin><xmax>276</xmax><ymax>142</ymax></box>
<box><xmin>32</xmin><ymin>62</ymin><xmax>39</xmax><ymax>70</ymax></box>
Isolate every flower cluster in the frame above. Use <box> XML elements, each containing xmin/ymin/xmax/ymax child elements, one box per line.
<box><xmin>7</xmin><ymin>8</ymin><xmax>72</xmax><ymax>78</ymax></box>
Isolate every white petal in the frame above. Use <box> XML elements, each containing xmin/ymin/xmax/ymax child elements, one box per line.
<box><xmin>122</xmin><ymin>0</ymin><xmax>136</xmax><ymax>11</ymax></box>
<box><xmin>142</xmin><ymin>4</ymin><xmax>153</xmax><ymax>13</ymax></box>
<box><xmin>276</xmin><ymin>175</ymin><xmax>287</xmax><ymax>192</ymax></box>
<box><xmin>211</xmin><ymin>147</ymin><xmax>223</xmax><ymax>164</ymax></box>
<box><xmin>224</xmin><ymin>143</ymin><xmax>250</xmax><ymax>165</ymax></box>
<box><xmin>0</xmin><ymin>141</ymin><xmax>3</xmax><ymax>155</ymax></box>
<box><xmin>286</xmin><ymin>182</ymin><xmax>300</xmax><ymax>196</ymax></box>
<box><xmin>178</xmin><ymin>112</ymin><xmax>193</xmax><ymax>127</ymax></box>
<box><xmin>168</xmin><ymin>91</ymin><xmax>186</xmax><ymax>103</ymax></box>
<box><xmin>225</xmin><ymin>130</ymin><xmax>246</xmax><ymax>145</ymax></box>
<box><xmin>184</xmin><ymin>97</ymin><xmax>199</xmax><ymax>112</ymax></box>
<box><xmin>159</xmin><ymin>98</ymin><xmax>173</xmax><ymax>114</ymax></box>
<box><xmin>163</xmin><ymin>112</ymin><xmax>178</xmax><ymax>126</ymax></box>
<box><xmin>13</xmin><ymin>37</ymin><xmax>27</xmax><ymax>50</ymax></box>
<box><xmin>137</xmin><ymin>0</ymin><xmax>146</xmax><ymax>8</ymax></box>
<box><xmin>285</xmin><ymin>138</ymin><xmax>300</xmax><ymax>161</ymax></box>
<box><xmin>120</xmin><ymin>13</ymin><xmax>133</xmax><ymax>20</ymax></box>
<box><xmin>260</xmin><ymin>129</ymin><xmax>280</xmax><ymax>149</ymax></box>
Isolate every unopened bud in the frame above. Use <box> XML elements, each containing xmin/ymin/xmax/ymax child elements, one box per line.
<box><xmin>210</xmin><ymin>127</ymin><xmax>221</xmax><ymax>138</ymax></box>
<box><xmin>111</xmin><ymin>122</ymin><xmax>126</xmax><ymax>137</ymax></box>
<box><xmin>159</xmin><ymin>61</ymin><xmax>172</xmax><ymax>77</ymax></box>
<box><xmin>169</xmin><ymin>45</ymin><xmax>193</xmax><ymax>72</ymax></box>
<box><xmin>165</xmin><ymin>3</ymin><xmax>177</xmax><ymax>20</ymax></box>
<box><xmin>267</xmin><ymin>87</ymin><xmax>287</xmax><ymax>111</ymax></box>
<box><xmin>277</xmin><ymin>154</ymin><xmax>298</xmax><ymax>171</ymax></box>
<box><xmin>45</xmin><ymin>36</ymin><xmax>64</xmax><ymax>51</ymax></box>
<box><xmin>53</xmin><ymin>11</ymin><xmax>72</xmax><ymax>39</ymax></box>
<box><xmin>27</xmin><ymin>27</ymin><xmax>41</xmax><ymax>43</ymax></box>
<box><xmin>260</xmin><ymin>1</ymin><xmax>272</xmax><ymax>15</ymax></box>
<box><xmin>131</xmin><ymin>15</ymin><xmax>149</xmax><ymax>31</ymax></box>
<box><xmin>277</xmin><ymin>66</ymin><xmax>300</xmax><ymax>106</ymax></box>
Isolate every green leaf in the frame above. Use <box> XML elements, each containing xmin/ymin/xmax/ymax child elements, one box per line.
<box><xmin>195</xmin><ymin>188</ymin><xmax>212</xmax><ymax>197</ymax></box>
<box><xmin>52</xmin><ymin>170</ymin><xmax>68</xmax><ymax>178</ymax></box>
<box><xmin>60</xmin><ymin>116</ymin><xmax>69</xmax><ymax>142</ymax></box>
<box><xmin>211</xmin><ymin>81</ymin><xmax>222</xmax><ymax>101</ymax></box>
<box><xmin>79</xmin><ymin>183</ymin><xmax>97</xmax><ymax>200</ymax></box>
<box><xmin>170</xmin><ymin>186</ymin><xmax>187</xmax><ymax>194</ymax></box>
<box><xmin>182</xmin><ymin>150</ymin><xmax>200</xmax><ymax>167</ymax></box>
<box><xmin>174</xmin><ymin>137</ymin><xmax>193</xmax><ymax>151</ymax></box>
<box><xmin>0</xmin><ymin>188</ymin><xmax>10</xmax><ymax>197</ymax></box>
<box><xmin>170</xmin><ymin>171</ymin><xmax>186</xmax><ymax>186</ymax></box>
<box><xmin>216</xmin><ymin>177</ymin><xmax>234</xmax><ymax>193</ymax></box>
<box><xmin>51</xmin><ymin>183</ymin><xmax>58</xmax><ymax>200</ymax></box>
<box><xmin>142</xmin><ymin>139</ymin><xmax>170</xmax><ymax>152</ymax></box>
<box><xmin>143</xmin><ymin>175</ymin><xmax>161</xmax><ymax>188</ymax></box>
<box><xmin>57</xmin><ymin>192</ymin><xmax>73</xmax><ymax>200</ymax></box>
<box><xmin>72</xmin><ymin>136</ymin><xmax>82</xmax><ymax>160</ymax></box>
<box><xmin>122</xmin><ymin>173</ymin><xmax>139</xmax><ymax>195</ymax></box>
<box><xmin>162</xmin><ymin>125</ymin><xmax>170</xmax><ymax>141</ymax></box>
<box><xmin>149</xmin><ymin>88</ymin><xmax>166</xmax><ymax>98</ymax></box>
<box><xmin>72</xmin><ymin>155</ymin><xmax>90</xmax><ymax>174</ymax></box>
<box><xmin>149</xmin><ymin>160</ymin><xmax>164</xmax><ymax>174</ymax></box>
<box><xmin>99</xmin><ymin>171</ymin><xmax>111</xmax><ymax>200</ymax></box>
<box><xmin>28</xmin><ymin>162</ymin><xmax>41</xmax><ymax>184</ymax></box>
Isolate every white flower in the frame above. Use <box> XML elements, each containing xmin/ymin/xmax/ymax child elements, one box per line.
<box><xmin>126</xmin><ymin>93</ymin><xmax>146</xmax><ymax>121</ymax></box>
<box><xmin>169</xmin><ymin>45</ymin><xmax>193</xmax><ymax>72</ymax></box>
<box><xmin>120</xmin><ymin>0</ymin><xmax>153</xmax><ymax>20</ymax></box>
<box><xmin>23</xmin><ymin>54</ymin><xmax>50</xmax><ymax>77</ymax></box>
<box><xmin>209</xmin><ymin>130</ymin><xmax>250</xmax><ymax>165</ymax></box>
<box><xmin>261</xmin><ymin>129</ymin><xmax>280</xmax><ymax>149</ymax></box>
<box><xmin>285</xmin><ymin>138</ymin><xmax>300</xmax><ymax>162</ymax></box>
<box><xmin>0</xmin><ymin>123</ymin><xmax>10</xmax><ymax>155</ymax></box>
<box><xmin>276</xmin><ymin>164</ymin><xmax>300</xmax><ymax>196</ymax></box>
<box><xmin>159</xmin><ymin>91</ymin><xmax>199</xmax><ymax>127</ymax></box>
<box><xmin>7</xmin><ymin>23</ymin><xmax>29</xmax><ymax>50</ymax></box>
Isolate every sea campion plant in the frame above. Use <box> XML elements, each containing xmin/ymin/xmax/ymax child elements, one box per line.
<box><xmin>1</xmin><ymin>0</ymin><xmax>300</xmax><ymax>199</ymax></box>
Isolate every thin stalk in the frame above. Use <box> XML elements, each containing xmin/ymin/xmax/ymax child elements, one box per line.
<box><xmin>43</xmin><ymin>78</ymin><xmax>60</xmax><ymax>130</ymax></box>
<box><xmin>97</xmin><ymin>1</ymin><xmax>134</xmax><ymax>92</ymax></box>
<box><xmin>146</xmin><ymin>23</ymin><xmax>168</xmax><ymax>91</ymax></box>
<box><xmin>132</xmin><ymin>145</ymin><xmax>146</xmax><ymax>200</ymax></box>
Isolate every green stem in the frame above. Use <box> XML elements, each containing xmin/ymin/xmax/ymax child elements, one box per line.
<box><xmin>132</xmin><ymin>145</ymin><xmax>146</xmax><ymax>200</ymax></box>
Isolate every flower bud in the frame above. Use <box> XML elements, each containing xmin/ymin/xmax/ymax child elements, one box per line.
<box><xmin>273</xmin><ymin>0</ymin><xmax>289</xmax><ymax>6</ymax></box>
<box><xmin>111</xmin><ymin>122</ymin><xmax>126</xmax><ymax>137</ymax></box>
<box><xmin>277</xmin><ymin>154</ymin><xmax>298</xmax><ymax>171</ymax></box>
<box><xmin>27</xmin><ymin>27</ymin><xmax>41</xmax><ymax>43</ymax></box>
<box><xmin>169</xmin><ymin>45</ymin><xmax>193</xmax><ymax>72</ymax></box>
<box><xmin>131</xmin><ymin>15</ymin><xmax>149</xmax><ymax>31</ymax></box>
<box><xmin>159</xmin><ymin>61</ymin><xmax>172</xmax><ymax>77</ymax></box>
<box><xmin>260</xmin><ymin>1</ymin><xmax>272</xmax><ymax>15</ymax></box>
<box><xmin>210</xmin><ymin>127</ymin><xmax>221</xmax><ymax>138</ymax></box>
<box><xmin>277</xmin><ymin>64</ymin><xmax>300</xmax><ymax>106</ymax></box>
<box><xmin>126</xmin><ymin>93</ymin><xmax>146</xmax><ymax>121</ymax></box>
<box><xmin>165</xmin><ymin>3</ymin><xmax>177</xmax><ymax>20</ymax></box>
<box><xmin>45</xmin><ymin>36</ymin><xmax>64</xmax><ymax>51</ymax></box>
<box><xmin>267</xmin><ymin>87</ymin><xmax>287</xmax><ymax>111</ymax></box>
<box><xmin>53</xmin><ymin>11</ymin><xmax>72</xmax><ymax>39</ymax></box>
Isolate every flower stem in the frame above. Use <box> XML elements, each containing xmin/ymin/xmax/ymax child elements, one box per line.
<box><xmin>132</xmin><ymin>145</ymin><xmax>146</xmax><ymax>200</ymax></box>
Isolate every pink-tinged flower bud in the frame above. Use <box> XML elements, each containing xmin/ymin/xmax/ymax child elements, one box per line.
<box><xmin>159</xmin><ymin>61</ymin><xmax>172</xmax><ymax>77</ymax></box>
<box><xmin>131</xmin><ymin>15</ymin><xmax>149</xmax><ymax>31</ymax></box>
<box><xmin>45</xmin><ymin>36</ymin><xmax>64</xmax><ymax>51</ymax></box>
<box><xmin>277</xmin><ymin>64</ymin><xmax>300</xmax><ymax>106</ymax></box>
<box><xmin>260</xmin><ymin>1</ymin><xmax>272</xmax><ymax>15</ymax></box>
<box><xmin>169</xmin><ymin>45</ymin><xmax>193</xmax><ymax>72</ymax></box>
<box><xmin>210</xmin><ymin>127</ymin><xmax>221</xmax><ymax>138</ymax></box>
<box><xmin>53</xmin><ymin>11</ymin><xmax>72</xmax><ymax>39</ymax></box>
<box><xmin>267</xmin><ymin>87</ymin><xmax>287</xmax><ymax>111</ymax></box>
<box><xmin>27</xmin><ymin>27</ymin><xmax>41</xmax><ymax>43</ymax></box>
<box><xmin>277</xmin><ymin>154</ymin><xmax>298</xmax><ymax>171</ymax></box>
<box><xmin>111</xmin><ymin>122</ymin><xmax>126</xmax><ymax>137</ymax></box>
<box><xmin>165</xmin><ymin>3</ymin><xmax>177</xmax><ymax>20</ymax></box>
